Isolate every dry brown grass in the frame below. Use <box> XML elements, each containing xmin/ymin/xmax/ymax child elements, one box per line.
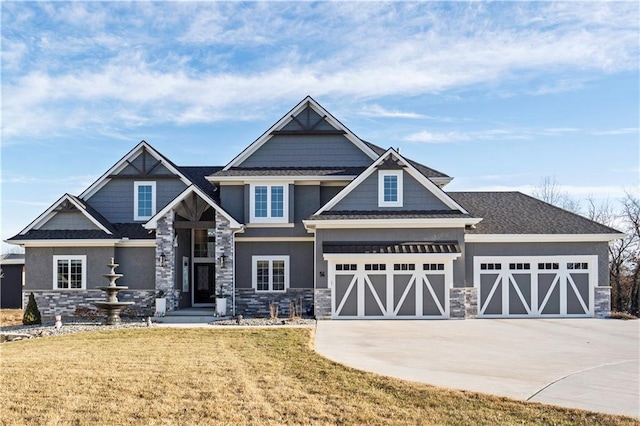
<box><xmin>0</xmin><ymin>309</ymin><xmax>23</xmax><ymax>326</ymax></box>
<box><xmin>0</xmin><ymin>328</ymin><xmax>635</xmax><ymax>425</ymax></box>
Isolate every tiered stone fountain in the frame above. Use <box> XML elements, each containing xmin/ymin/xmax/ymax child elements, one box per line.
<box><xmin>93</xmin><ymin>258</ymin><xmax>134</xmax><ymax>325</ymax></box>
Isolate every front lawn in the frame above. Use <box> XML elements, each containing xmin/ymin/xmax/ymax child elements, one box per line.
<box><xmin>0</xmin><ymin>328</ymin><xmax>634</xmax><ymax>425</ymax></box>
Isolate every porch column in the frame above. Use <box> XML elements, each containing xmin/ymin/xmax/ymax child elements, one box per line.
<box><xmin>155</xmin><ymin>210</ymin><xmax>177</xmax><ymax>311</ymax></box>
<box><xmin>215</xmin><ymin>211</ymin><xmax>233</xmax><ymax>311</ymax></box>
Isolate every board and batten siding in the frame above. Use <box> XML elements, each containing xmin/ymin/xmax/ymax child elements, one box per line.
<box><xmin>87</xmin><ymin>178</ymin><xmax>187</xmax><ymax>223</ymax></box>
<box><xmin>331</xmin><ymin>170</ymin><xmax>451</xmax><ymax>211</ymax></box>
<box><xmin>238</xmin><ymin>135</ymin><xmax>373</xmax><ymax>168</ymax></box>
<box><xmin>464</xmin><ymin>242</ymin><xmax>610</xmax><ymax>287</ymax></box>
<box><xmin>39</xmin><ymin>211</ymin><xmax>100</xmax><ymax>230</ymax></box>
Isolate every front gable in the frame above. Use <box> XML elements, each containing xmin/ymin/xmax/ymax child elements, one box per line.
<box><xmin>317</xmin><ymin>149</ymin><xmax>468</xmax><ymax>215</ymax></box>
<box><xmin>224</xmin><ymin>96</ymin><xmax>379</xmax><ymax>169</ymax></box>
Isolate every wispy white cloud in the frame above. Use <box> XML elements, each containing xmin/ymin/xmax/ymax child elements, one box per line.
<box><xmin>593</xmin><ymin>127</ymin><xmax>640</xmax><ymax>135</ymax></box>
<box><xmin>405</xmin><ymin>128</ymin><xmax>533</xmax><ymax>143</ymax></box>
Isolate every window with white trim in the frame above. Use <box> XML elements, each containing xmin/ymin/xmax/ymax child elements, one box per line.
<box><xmin>250</xmin><ymin>184</ymin><xmax>289</xmax><ymax>223</ymax></box>
<box><xmin>378</xmin><ymin>170</ymin><xmax>403</xmax><ymax>207</ymax></box>
<box><xmin>252</xmin><ymin>256</ymin><xmax>289</xmax><ymax>292</ymax></box>
<box><xmin>53</xmin><ymin>255</ymin><xmax>87</xmax><ymax>289</ymax></box>
<box><xmin>134</xmin><ymin>181</ymin><xmax>156</xmax><ymax>221</ymax></box>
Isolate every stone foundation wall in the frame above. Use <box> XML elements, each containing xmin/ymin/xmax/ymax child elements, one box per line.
<box><xmin>235</xmin><ymin>288</ymin><xmax>314</xmax><ymax>318</ymax></box>
<box><xmin>314</xmin><ymin>288</ymin><xmax>332</xmax><ymax>319</ymax></box>
<box><xmin>22</xmin><ymin>290</ymin><xmax>156</xmax><ymax>318</ymax></box>
<box><xmin>594</xmin><ymin>286</ymin><xmax>611</xmax><ymax>318</ymax></box>
<box><xmin>449</xmin><ymin>288</ymin><xmax>465</xmax><ymax>319</ymax></box>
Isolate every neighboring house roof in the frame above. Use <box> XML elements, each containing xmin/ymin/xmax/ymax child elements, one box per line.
<box><xmin>449</xmin><ymin>191</ymin><xmax>622</xmax><ymax>235</ymax></box>
<box><xmin>223</xmin><ymin>96</ymin><xmax>380</xmax><ymax>169</ymax></box>
<box><xmin>0</xmin><ymin>254</ymin><xmax>25</xmax><ymax>265</ymax></box>
<box><xmin>323</xmin><ymin>242</ymin><xmax>461</xmax><ymax>254</ymax></box>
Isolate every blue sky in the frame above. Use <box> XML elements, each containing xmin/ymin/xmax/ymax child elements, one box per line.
<box><xmin>1</xmin><ymin>1</ymin><xmax>639</xmax><ymax>252</ymax></box>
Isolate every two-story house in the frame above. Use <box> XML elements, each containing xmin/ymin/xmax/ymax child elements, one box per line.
<box><xmin>7</xmin><ymin>97</ymin><xmax>623</xmax><ymax>319</ymax></box>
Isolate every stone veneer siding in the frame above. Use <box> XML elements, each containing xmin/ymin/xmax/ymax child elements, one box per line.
<box><xmin>22</xmin><ymin>290</ymin><xmax>156</xmax><ymax>318</ymax></box>
<box><xmin>464</xmin><ymin>287</ymin><xmax>478</xmax><ymax>318</ymax></box>
<box><xmin>155</xmin><ymin>211</ymin><xmax>177</xmax><ymax>311</ymax></box>
<box><xmin>215</xmin><ymin>211</ymin><xmax>234</xmax><ymax>311</ymax></box>
<box><xmin>449</xmin><ymin>288</ymin><xmax>465</xmax><ymax>319</ymax></box>
<box><xmin>594</xmin><ymin>286</ymin><xmax>611</xmax><ymax>318</ymax></box>
<box><xmin>235</xmin><ymin>288</ymin><xmax>314</xmax><ymax>318</ymax></box>
<box><xmin>314</xmin><ymin>288</ymin><xmax>332</xmax><ymax>319</ymax></box>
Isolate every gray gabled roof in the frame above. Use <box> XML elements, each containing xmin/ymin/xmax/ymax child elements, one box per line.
<box><xmin>8</xmin><ymin>224</ymin><xmax>155</xmax><ymax>241</ymax></box>
<box><xmin>448</xmin><ymin>191</ymin><xmax>621</xmax><ymax>235</ymax></box>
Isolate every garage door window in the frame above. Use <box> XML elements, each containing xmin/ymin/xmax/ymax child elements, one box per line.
<box><xmin>394</xmin><ymin>263</ymin><xmax>415</xmax><ymax>271</ymax></box>
<box><xmin>424</xmin><ymin>263</ymin><xmax>444</xmax><ymax>271</ymax></box>
<box><xmin>252</xmin><ymin>256</ymin><xmax>289</xmax><ymax>292</ymax></box>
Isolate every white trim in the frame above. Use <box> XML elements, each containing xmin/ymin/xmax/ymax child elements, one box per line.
<box><xmin>249</xmin><ymin>183</ymin><xmax>289</xmax><ymax>224</ymax></box>
<box><xmin>79</xmin><ymin>141</ymin><xmax>192</xmax><ymax>200</ymax></box>
<box><xmin>314</xmin><ymin>147</ymin><xmax>469</xmax><ymax>215</ymax></box>
<box><xmin>223</xmin><ymin>96</ymin><xmax>378</xmax><ymax>170</ymax></box>
<box><xmin>324</xmin><ymin>253</ymin><xmax>461</xmax><ymax>262</ymax></box>
<box><xmin>236</xmin><ymin>237</ymin><xmax>314</xmax><ymax>242</ymax></box>
<box><xmin>0</xmin><ymin>258</ymin><xmax>25</xmax><ymax>265</ymax></box>
<box><xmin>9</xmin><ymin>239</ymin><xmax>122</xmax><ymax>247</ymax></box>
<box><xmin>378</xmin><ymin>170</ymin><xmax>403</xmax><ymax>207</ymax></box>
<box><xmin>144</xmin><ymin>185</ymin><xmax>243</xmax><ymax>230</ymax></box>
<box><xmin>52</xmin><ymin>255</ymin><xmax>87</xmax><ymax>290</ymax></box>
<box><xmin>304</xmin><ymin>217</ymin><xmax>482</xmax><ymax>230</ymax></box>
<box><xmin>19</xmin><ymin>194</ymin><xmax>113</xmax><ymax>236</ymax></box>
<box><xmin>465</xmin><ymin>233</ymin><xmax>624</xmax><ymax>243</ymax></box>
<box><xmin>115</xmin><ymin>239</ymin><xmax>156</xmax><ymax>247</ymax></box>
<box><xmin>251</xmin><ymin>255</ymin><xmax>290</xmax><ymax>293</ymax></box>
<box><xmin>134</xmin><ymin>181</ymin><xmax>156</xmax><ymax>221</ymax></box>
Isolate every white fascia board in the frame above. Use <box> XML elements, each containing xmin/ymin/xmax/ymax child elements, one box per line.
<box><xmin>19</xmin><ymin>194</ymin><xmax>112</xmax><ymax>236</ymax></box>
<box><xmin>315</xmin><ymin>147</ymin><xmax>469</xmax><ymax>215</ymax></box>
<box><xmin>0</xmin><ymin>258</ymin><xmax>25</xmax><ymax>265</ymax></box>
<box><xmin>79</xmin><ymin>141</ymin><xmax>192</xmax><ymax>200</ymax></box>
<box><xmin>465</xmin><ymin>233</ymin><xmax>625</xmax><ymax>243</ymax></box>
<box><xmin>223</xmin><ymin>96</ymin><xmax>377</xmax><ymax>170</ymax></box>
<box><xmin>431</xmin><ymin>177</ymin><xmax>453</xmax><ymax>187</ymax></box>
<box><xmin>304</xmin><ymin>218</ymin><xmax>482</xmax><ymax>230</ymax></box>
<box><xmin>115</xmin><ymin>240</ymin><xmax>156</xmax><ymax>247</ymax></box>
<box><xmin>144</xmin><ymin>185</ymin><xmax>243</xmax><ymax>230</ymax></box>
<box><xmin>10</xmin><ymin>239</ymin><xmax>121</xmax><ymax>247</ymax></box>
<box><xmin>323</xmin><ymin>253</ymin><xmax>461</xmax><ymax>262</ymax></box>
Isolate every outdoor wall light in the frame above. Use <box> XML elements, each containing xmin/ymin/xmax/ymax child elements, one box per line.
<box><xmin>158</xmin><ymin>253</ymin><xmax>167</xmax><ymax>268</ymax></box>
<box><xmin>218</xmin><ymin>254</ymin><xmax>228</xmax><ymax>269</ymax></box>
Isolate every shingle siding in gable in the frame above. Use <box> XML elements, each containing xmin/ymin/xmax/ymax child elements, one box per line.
<box><xmin>39</xmin><ymin>211</ymin><xmax>99</xmax><ymax>231</ymax></box>
<box><xmin>87</xmin><ymin>178</ymin><xmax>187</xmax><ymax>223</ymax></box>
<box><xmin>331</xmin><ymin>171</ymin><xmax>451</xmax><ymax>211</ymax></box>
<box><xmin>238</xmin><ymin>135</ymin><xmax>373</xmax><ymax>168</ymax></box>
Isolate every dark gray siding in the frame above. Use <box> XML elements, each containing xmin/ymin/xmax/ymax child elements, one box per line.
<box><xmin>1</xmin><ymin>264</ymin><xmax>23</xmax><ymax>308</ymax></box>
<box><xmin>238</xmin><ymin>135</ymin><xmax>373</xmax><ymax>168</ymax></box>
<box><xmin>320</xmin><ymin>186</ymin><xmax>344</xmax><ymax>206</ymax></box>
<box><xmin>465</xmin><ymin>242</ymin><xmax>610</xmax><ymax>286</ymax></box>
<box><xmin>314</xmin><ymin>228</ymin><xmax>465</xmax><ymax>289</ymax></box>
<box><xmin>25</xmin><ymin>246</ymin><xmax>115</xmax><ymax>290</ymax></box>
<box><xmin>114</xmin><ymin>247</ymin><xmax>155</xmax><ymax>290</ymax></box>
<box><xmin>332</xmin><ymin>171</ymin><xmax>450</xmax><ymax>211</ymax></box>
<box><xmin>235</xmin><ymin>242</ymin><xmax>314</xmax><ymax>290</ymax></box>
<box><xmin>39</xmin><ymin>211</ymin><xmax>99</xmax><ymax>230</ymax></box>
<box><xmin>219</xmin><ymin>185</ymin><xmax>244</xmax><ymax>223</ymax></box>
<box><xmin>119</xmin><ymin>157</ymin><xmax>174</xmax><ymax>177</ymax></box>
<box><xmin>87</xmin><ymin>178</ymin><xmax>187</xmax><ymax>223</ymax></box>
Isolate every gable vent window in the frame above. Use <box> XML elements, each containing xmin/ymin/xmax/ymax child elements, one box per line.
<box><xmin>134</xmin><ymin>181</ymin><xmax>156</xmax><ymax>221</ymax></box>
<box><xmin>250</xmin><ymin>183</ymin><xmax>289</xmax><ymax>223</ymax></box>
<box><xmin>378</xmin><ymin>170</ymin><xmax>403</xmax><ymax>207</ymax></box>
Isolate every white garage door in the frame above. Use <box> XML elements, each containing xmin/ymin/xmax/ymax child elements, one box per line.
<box><xmin>474</xmin><ymin>256</ymin><xmax>597</xmax><ymax>318</ymax></box>
<box><xmin>327</xmin><ymin>257</ymin><xmax>456</xmax><ymax>319</ymax></box>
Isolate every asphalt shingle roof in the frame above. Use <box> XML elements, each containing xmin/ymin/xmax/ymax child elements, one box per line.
<box><xmin>448</xmin><ymin>191</ymin><xmax>621</xmax><ymax>235</ymax></box>
<box><xmin>178</xmin><ymin>166</ymin><xmax>222</xmax><ymax>200</ymax></box>
<box><xmin>310</xmin><ymin>210</ymin><xmax>471</xmax><ymax>220</ymax></box>
<box><xmin>211</xmin><ymin>167</ymin><xmax>366</xmax><ymax>177</ymax></box>
<box><xmin>363</xmin><ymin>141</ymin><xmax>450</xmax><ymax>179</ymax></box>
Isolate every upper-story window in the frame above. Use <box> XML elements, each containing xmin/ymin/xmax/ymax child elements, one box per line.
<box><xmin>250</xmin><ymin>183</ymin><xmax>288</xmax><ymax>223</ymax></box>
<box><xmin>134</xmin><ymin>181</ymin><xmax>156</xmax><ymax>221</ymax></box>
<box><xmin>378</xmin><ymin>170</ymin><xmax>403</xmax><ymax>207</ymax></box>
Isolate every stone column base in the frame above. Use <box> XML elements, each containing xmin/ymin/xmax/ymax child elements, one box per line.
<box><xmin>594</xmin><ymin>286</ymin><xmax>611</xmax><ymax>318</ymax></box>
<box><xmin>314</xmin><ymin>288</ymin><xmax>332</xmax><ymax>319</ymax></box>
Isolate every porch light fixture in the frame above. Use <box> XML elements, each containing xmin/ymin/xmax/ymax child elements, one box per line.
<box><xmin>158</xmin><ymin>253</ymin><xmax>167</xmax><ymax>268</ymax></box>
<box><xmin>218</xmin><ymin>254</ymin><xmax>228</xmax><ymax>269</ymax></box>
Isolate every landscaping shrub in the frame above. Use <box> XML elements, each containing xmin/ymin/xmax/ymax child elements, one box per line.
<box><xmin>22</xmin><ymin>292</ymin><xmax>42</xmax><ymax>325</ymax></box>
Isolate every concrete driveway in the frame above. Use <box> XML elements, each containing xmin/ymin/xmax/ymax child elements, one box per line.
<box><xmin>314</xmin><ymin>319</ymin><xmax>639</xmax><ymax>418</ymax></box>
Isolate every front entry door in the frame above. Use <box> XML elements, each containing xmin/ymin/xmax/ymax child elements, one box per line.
<box><xmin>193</xmin><ymin>263</ymin><xmax>215</xmax><ymax>305</ymax></box>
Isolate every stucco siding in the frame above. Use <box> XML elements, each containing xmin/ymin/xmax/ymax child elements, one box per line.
<box><xmin>114</xmin><ymin>247</ymin><xmax>155</xmax><ymax>290</ymax></box>
<box><xmin>331</xmin><ymin>171</ymin><xmax>450</xmax><ymax>211</ymax></box>
<box><xmin>465</xmin><ymin>242</ymin><xmax>610</xmax><ymax>286</ymax></box>
<box><xmin>235</xmin><ymin>241</ymin><xmax>314</xmax><ymax>290</ymax></box>
<box><xmin>39</xmin><ymin>211</ymin><xmax>100</xmax><ymax>230</ymax></box>
<box><xmin>314</xmin><ymin>228</ymin><xmax>465</xmax><ymax>289</ymax></box>
<box><xmin>25</xmin><ymin>246</ymin><xmax>115</xmax><ymax>290</ymax></box>
<box><xmin>87</xmin><ymin>178</ymin><xmax>187</xmax><ymax>223</ymax></box>
<box><xmin>238</xmin><ymin>135</ymin><xmax>372</xmax><ymax>168</ymax></box>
